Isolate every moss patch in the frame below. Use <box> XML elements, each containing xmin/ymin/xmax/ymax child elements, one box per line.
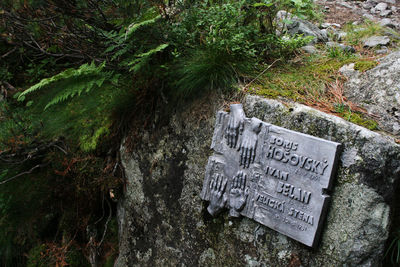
<box><xmin>354</xmin><ymin>60</ymin><xmax>378</xmax><ymax>72</ymax></box>
<box><xmin>344</xmin><ymin>111</ymin><xmax>378</xmax><ymax>130</ymax></box>
<box><xmin>250</xmin><ymin>54</ymin><xmax>380</xmax><ymax>131</ymax></box>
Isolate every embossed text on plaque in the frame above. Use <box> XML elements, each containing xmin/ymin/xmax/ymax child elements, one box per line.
<box><xmin>200</xmin><ymin>104</ymin><xmax>341</xmax><ymax>248</ymax></box>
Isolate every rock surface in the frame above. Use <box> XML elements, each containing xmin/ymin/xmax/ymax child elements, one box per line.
<box><xmin>363</xmin><ymin>35</ymin><xmax>390</xmax><ymax>47</ymax></box>
<box><xmin>301</xmin><ymin>45</ymin><xmax>318</xmax><ymax>54</ymax></box>
<box><xmin>344</xmin><ymin>50</ymin><xmax>400</xmax><ymax>136</ymax></box>
<box><xmin>115</xmin><ymin>95</ymin><xmax>400</xmax><ymax>266</ymax></box>
<box><xmin>286</xmin><ymin>19</ymin><xmax>328</xmax><ymax>43</ymax></box>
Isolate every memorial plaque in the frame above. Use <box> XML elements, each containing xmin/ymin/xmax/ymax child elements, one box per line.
<box><xmin>201</xmin><ymin>104</ymin><xmax>341</xmax><ymax>247</ymax></box>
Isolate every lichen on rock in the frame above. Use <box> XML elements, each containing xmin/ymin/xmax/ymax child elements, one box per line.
<box><xmin>344</xmin><ymin>50</ymin><xmax>400</xmax><ymax>137</ymax></box>
<box><xmin>115</xmin><ymin>95</ymin><xmax>400</xmax><ymax>266</ymax></box>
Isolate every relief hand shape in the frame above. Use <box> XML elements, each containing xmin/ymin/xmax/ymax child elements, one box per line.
<box><xmin>229</xmin><ymin>171</ymin><xmax>249</xmax><ymax>217</ymax></box>
<box><xmin>238</xmin><ymin>118</ymin><xmax>262</xmax><ymax>168</ymax></box>
<box><xmin>226</xmin><ymin>104</ymin><xmax>245</xmax><ymax>149</ymax></box>
<box><xmin>207</xmin><ymin>173</ymin><xmax>228</xmax><ymax>216</ymax></box>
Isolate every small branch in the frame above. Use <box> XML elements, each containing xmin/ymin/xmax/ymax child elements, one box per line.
<box><xmin>243</xmin><ymin>59</ymin><xmax>281</xmax><ymax>90</ymax></box>
<box><xmin>0</xmin><ymin>163</ymin><xmax>47</xmax><ymax>185</ymax></box>
<box><xmin>52</xmin><ymin>144</ymin><xmax>68</xmax><ymax>155</ymax></box>
<box><xmin>98</xmin><ymin>198</ymin><xmax>112</xmax><ymax>247</ymax></box>
<box><xmin>1</xmin><ymin>47</ymin><xmax>17</xmax><ymax>59</ymax></box>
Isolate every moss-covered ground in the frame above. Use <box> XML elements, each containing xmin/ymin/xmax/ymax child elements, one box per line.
<box><xmin>249</xmin><ymin>45</ymin><xmax>381</xmax><ymax>130</ymax></box>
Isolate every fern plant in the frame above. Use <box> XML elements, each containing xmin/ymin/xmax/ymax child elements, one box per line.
<box><xmin>18</xmin><ymin>62</ymin><xmax>119</xmax><ymax>110</ymax></box>
<box><xmin>102</xmin><ymin>14</ymin><xmax>169</xmax><ymax>73</ymax></box>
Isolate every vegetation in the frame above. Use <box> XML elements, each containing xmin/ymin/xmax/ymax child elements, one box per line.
<box><xmin>0</xmin><ymin>0</ymin><xmax>320</xmax><ymax>265</ymax></box>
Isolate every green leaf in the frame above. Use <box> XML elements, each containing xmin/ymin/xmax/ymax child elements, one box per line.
<box><xmin>125</xmin><ymin>15</ymin><xmax>161</xmax><ymax>38</ymax></box>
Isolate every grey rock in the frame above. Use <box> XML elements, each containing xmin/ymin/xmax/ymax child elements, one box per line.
<box><xmin>380</xmin><ymin>9</ymin><xmax>392</xmax><ymax>17</ymax></box>
<box><xmin>326</xmin><ymin>42</ymin><xmax>356</xmax><ymax>53</ymax></box>
<box><xmin>321</xmin><ymin>22</ymin><xmax>341</xmax><ymax>29</ymax></box>
<box><xmin>375</xmin><ymin>2</ymin><xmax>388</xmax><ymax>11</ymax></box>
<box><xmin>363</xmin><ymin>35</ymin><xmax>390</xmax><ymax>47</ymax></box>
<box><xmin>362</xmin><ymin>13</ymin><xmax>376</xmax><ymax>21</ymax></box>
<box><xmin>320</xmin><ymin>29</ymin><xmax>329</xmax><ymax>40</ymax></box>
<box><xmin>380</xmin><ymin>18</ymin><xmax>396</xmax><ymax>28</ymax></box>
<box><xmin>335</xmin><ymin>31</ymin><xmax>348</xmax><ymax>41</ymax></box>
<box><xmin>383</xmin><ymin>0</ymin><xmax>395</xmax><ymax>4</ymax></box>
<box><xmin>391</xmin><ymin>6</ymin><xmax>397</xmax><ymax>12</ymax></box>
<box><xmin>115</xmin><ymin>94</ymin><xmax>400</xmax><ymax>266</ymax></box>
<box><xmin>344</xmin><ymin>50</ymin><xmax>400</xmax><ymax>136</ymax></box>
<box><xmin>363</xmin><ymin>1</ymin><xmax>375</xmax><ymax>9</ymax></box>
<box><xmin>286</xmin><ymin>18</ymin><xmax>328</xmax><ymax>43</ymax></box>
<box><xmin>301</xmin><ymin>45</ymin><xmax>318</xmax><ymax>54</ymax></box>
<box><xmin>384</xmin><ymin>29</ymin><xmax>400</xmax><ymax>40</ymax></box>
<box><xmin>376</xmin><ymin>47</ymin><xmax>389</xmax><ymax>54</ymax></box>
<box><xmin>370</xmin><ymin>7</ymin><xmax>377</xmax><ymax>14</ymax></box>
<box><xmin>339</xmin><ymin>63</ymin><xmax>356</xmax><ymax>77</ymax></box>
<box><xmin>339</xmin><ymin>2</ymin><xmax>354</xmax><ymax>9</ymax></box>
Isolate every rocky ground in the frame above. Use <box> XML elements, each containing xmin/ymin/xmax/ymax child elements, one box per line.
<box><xmin>319</xmin><ymin>0</ymin><xmax>400</xmax><ymax>28</ymax></box>
<box><xmin>269</xmin><ymin>0</ymin><xmax>400</xmax><ymax>138</ymax></box>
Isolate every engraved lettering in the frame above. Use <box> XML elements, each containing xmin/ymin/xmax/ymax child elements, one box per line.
<box><xmin>266</xmin><ymin>147</ymin><xmax>327</xmax><ymax>175</ymax></box>
<box><xmin>256</xmin><ymin>193</ymin><xmax>284</xmax><ymax>213</ymax></box>
<box><xmin>292</xmin><ymin>143</ymin><xmax>298</xmax><ymax>151</ymax></box>
<box><xmin>277</xmin><ymin>181</ymin><xmax>284</xmax><ymax>193</ymax></box>
<box><xmin>290</xmin><ymin>154</ymin><xmax>299</xmax><ymax>165</ymax></box>
<box><xmin>266</xmin><ymin>166</ymin><xmax>289</xmax><ymax>181</ymax></box>
<box><xmin>269</xmin><ymin>135</ymin><xmax>299</xmax><ymax>152</ymax></box>
<box><xmin>299</xmin><ymin>156</ymin><xmax>308</xmax><ymax>168</ymax></box>
<box><xmin>267</xmin><ymin>145</ymin><xmax>275</xmax><ymax>158</ymax></box>
<box><xmin>319</xmin><ymin>160</ymin><xmax>329</xmax><ymax>175</ymax></box>
<box><xmin>270</xmin><ymin>136</ymin><xmax>276</xmax><ymax>144</ymax></box>
<box><xmin>288</xmin><ymin>208</ymin><xmax>314</xmax><ymax>225</ymax></box>
<box><xmin>274</xmin><ymin>148</ymin><xmax>284</xmax><ymax>161</ymax></box>
<box><xmin>311</xmin><ymin>160</ymin><xmax>320</xmax><ymax>173</ymax></box>
<box><xmin>283</xmin><ymin>183</ymin><xmax>290</xmax><ymax>196</ymax></box>
<box><xmin>304</xmin><ymin>158</ymin><xmax>313</xmax><ymax>170</ymax></box>
<box><xmin>282</xmin><ymin>151</ymin><xmax>290</xmax><ymax>163</ymax></box>
<box><xmin>276</xmin><ymin>137</ymin><xmax>283</xmax><ymax>146</ymax></box>
<box><xmin>277</xmin><ymin>183</ymin><xmax>311</xmax><ymax>204</ymax></box>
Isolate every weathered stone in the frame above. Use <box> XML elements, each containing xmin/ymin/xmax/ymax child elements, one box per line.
<box><xmin>344</xmin><ymin>50</ymin><xmax>400</xmax><ymax>136</ymax></box>
<box><xmin>326</xmin><ymin>42</ymin><xmax>356</xmax><ymax>53</ymax></box>
<box><xmin>362</xmin><ymin>0</ymin><xmax>376</xmax><ymax>9</ymax></box>
<box><xmin>363</xmin><ymin>35</ymin><xmax>390</xmax><ymax>47</ymax></box>
<box><xmin>301</xmin><ymin>45</ymin><xmax>318</xmax><ymax>54</ymax></box>
<box><xmin>362</xmin><ymin>13</ymin><xmax>375</xmax><ymax>21</ymax></box>
<box><xmin>339</xmin><ymin>2</ymin><xmax>354</xmax><ymax>9</ymax></box>
<box><xmin>115</xmin><ymin>94</ymin><xmax>400</xmax><ymax>266</ymax></box>
<box><xmin>380</xmin><ymin>18</ymin><xmax>396</xmax><ymax>28</ymax></box>
<box><xmin>375</xmin><ymin>2</ymin><xmax>388</xmax><ymax>11</ymax></box>
<box><xmin>339</xmin><ymin>63</ymin><xmax>356</xmax><ymax>77</ymax></box>
<box><xmin>334</xmin><ymin>31</ymin><xmax>348</xmax><ymax>41</ymax></box>
<box><xmin>380</xmin><ymin>9</ymin><xmax>392</xmax><ymax>17</ymax></box>
<box><xmin>375</xmin><ymin>46</ymin><xmax>389</xmax><ymax>54</ymax></box>
<box><xmin>284</xmin><ymin>17</ymin><xmax>328</xmax><ymax>44</ymax></box>
<box><xmin>321</xmin><ymin>22</ymin><xmax>341</xmax><ymax>29</ymax></box>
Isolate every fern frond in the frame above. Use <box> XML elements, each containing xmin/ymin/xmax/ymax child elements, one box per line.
<box><xmin>18</xmin><ymin>61</ymin><xmax>119</xmax><ymax>110</ymax></box>
<box><xmin>125</xmin><ymin>15</ymin><xmax>161</xmax><ymax>39</ymax></box>
<box><xmin>128</xmin><ymin>43</ymin><xmax>169</xmax><ymax>72</ymax></box>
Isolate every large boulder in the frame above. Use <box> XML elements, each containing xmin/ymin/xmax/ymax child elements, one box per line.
<box><xmin>344</xmin><ymin>50</ymin><xmax>400</xmax><ymax>137</ymax></box>
<box><xmin>115</xmin><ymin>95</ymin><xmax>400</xmax><ymax>266</ymax></box>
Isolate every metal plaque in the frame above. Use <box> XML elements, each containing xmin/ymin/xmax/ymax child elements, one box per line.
<box><xmin>201</xmin><ymin>104</ymin><xmax>341</xmax><ymax>248</ymax></box>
